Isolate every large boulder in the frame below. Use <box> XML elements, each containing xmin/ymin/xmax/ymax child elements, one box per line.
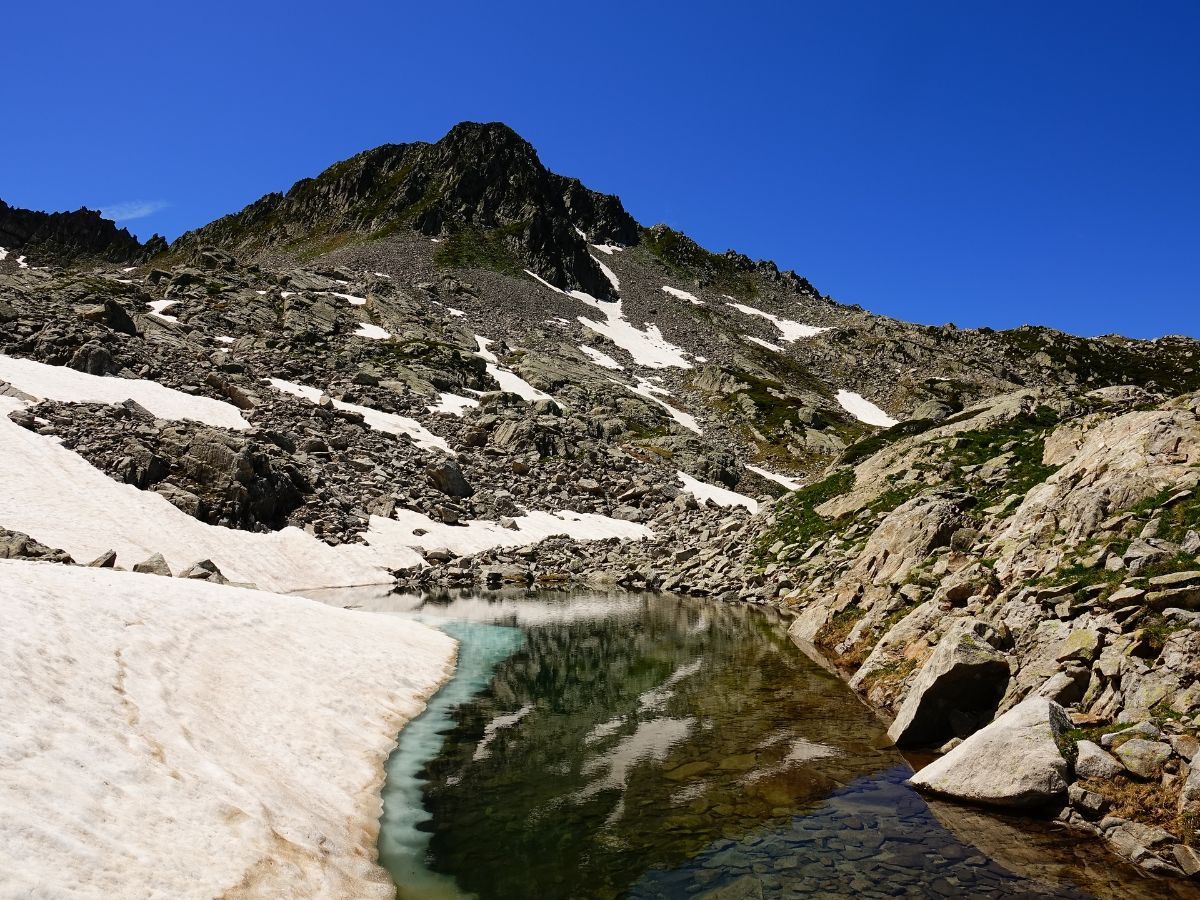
<box><xmin>1074</xmin><ymin>740</ymin><xmax>1123</xmax><ymax>779</ymax></box>
<box><xmin>887</xmin><ymin>623</ymin><xmax>1011</xmax><ymax>747</ymax></box>
<box><xmin>908</xmin><ymin>697</ymin><xmax>1072</xmax><ymax>808</ymax></box>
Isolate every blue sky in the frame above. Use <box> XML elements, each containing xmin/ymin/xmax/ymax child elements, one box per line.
<box><xmin>4</xmin><ymin>1</ymin><xmax>1198</xmax><ymax>338</ymax></box>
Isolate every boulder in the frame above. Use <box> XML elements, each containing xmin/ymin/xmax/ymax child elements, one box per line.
<box><xmin>86</xmin><ymin>550</ymin><xmax>118</xmax><ymax>568</ymax></box>
<box><xmin>1074</xmin><ymin>740</ymin><xmax>1124</xmax><ymax>779</ymax></box>
<box><xmin>907</xmin><ymin>697</ymin><xmax>1072</xmax><ymax>808</ymax></box>
<box><xmin>132</xmin><ymin>553</ymin><xmax>172</xmax><ymax>577</ymax></box>
<box><xmin>1178</xmin><ymin>761</ymin><xmax>1200</xmax><ymax>819</ymax></box>
<box><xmin>177</xmin><ymin>559</ymin><xmax>229</xmax><ymax>584</ymax></box>
<box><xmin>887</xmin><ymin>624</ymin><xmax>1010</xmax><ymax>747</ymax></box>
<box><xmin>425</xmin><ymin>458</ymin><xmax>474</xmax><ymax>498</ymax></box>
<box><xmin>1114</xmin><ymin>739</ymin><xmax>1172</xmax><ymax>779</ymax></box>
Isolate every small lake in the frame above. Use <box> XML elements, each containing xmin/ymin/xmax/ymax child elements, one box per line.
<box><xmin>324</xmin><ymin>588</ymin><xmax>1190</xmax><ymax>899</ymax></box>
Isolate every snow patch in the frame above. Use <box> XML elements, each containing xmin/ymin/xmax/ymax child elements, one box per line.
<box><xmin>268</xmin><ymin>378</ymin><xmax>450</xmax><ymax>452</ymax></box>
<box><xmin>0</xmin><ymin>354</ymin><xmax>249</xmax><ymax>429</ymax></box>
<box><xmin>427</xmin><ymin>392</ymin><xmax>479</xmax><ymax>417</ymax></box>
<box><xmin>746</xmin><ymin>464</ymin><xmax>802</xmax><ymax>491</ymax></box>
<box><xmin>677</xmin><ymin>471</ymin><xmax>758</xmax><ymax>513</ymax></box>
<box><xmin>146</xmin><ymin>299</ymin><xmax>179</xmax><ymax>322</ymax></box>
<box><xmin>330</xmin><ymin>292</ymin><xmax>367</xmax><ymax>306</ymax></box>
<box><xmin>0</xmin><ymin>560</ymin><xmax>454</xmax><ymax>899</ymax></box>
<box><xmin>744</xmin><ymin>335</ymin><xmax>783</xmax><ymax>352</ymax></box>
<box><xmin>215</xmin><ymin>336</ymin><xmax>235</xmax><ymax>344</ymax></box>
<box><xmin>662</xmin><ymin>286</ymin><xmax>704</xmax><ymax>305</ymax></box>
<box><xmin>618</xmin><ymin>378</ymin><xmax>701</xmax><ymax>433</ymax></box>
<box><xmin>836</xmin><ymin>389</ymin><xmax>898</xmax><ymax>427</ymax></box>
<box><xmin>579</xmin><ymin>345</ymin><xmax>623</xmax><ymax>370</ymax></box>
<box><xmin>353</xmin><ymin>322</ymin><xmax>391</xmax><ymax>340</ymax></box>
<box><xmin>591</xmin><ymin>254</ymin><xmax>620</xmax><ymax>292</ymax></box>
<box><xmin>726</xmin><ymin>301</ymin><xmax>827</xmax><ymax>342</ymax></box>
<box><xmin>474</xmin><ymin>336</ymin><xmax>554</xmax><ymax>403</ymax></box>
<box><xmin>590</xmin><ymin>243</ymin><xmax>623</xmax><ymax>255</ymax></box>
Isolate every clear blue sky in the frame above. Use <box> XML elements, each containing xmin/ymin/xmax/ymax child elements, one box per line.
<box><xmin>5</xmin><ymin>1</ymin><xmax>1198</xmax><ymax>339</ymax></box>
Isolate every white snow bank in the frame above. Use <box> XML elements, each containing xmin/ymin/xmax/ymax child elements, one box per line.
<box><xmin>619</xmin><ymin>377</ymin><xmax>701</xmax><ymax>433</ymax></box>
<box><xmin>0</xmin><ymin>354</ymin><xmax>249</xmax><ymax>430</ymax></box>
<box><xmin>591</xmin><ymin>242</ymin><xmax>623</xmax><ymax>255</ymax></box>
<box><xmin>146</xmin><ymin>299</ymin><xmax>179</xmax><ymax>322</ymax></box>
<box><xmin>474</xmin><ymin>336</ymin><xmax>554</xmax><ymax>403</ymax></box>
<box><xmin>16</xmin><ymin>255</ymin><xmax>29</xmax><ymax>269</ymax></box>
<box><xmin>662</xmin><ymin>286</ymin><xmax>705</xmax><ymax>305</ymax></box>
<box><xmin>0</xmin><ymin>560</ymin><xmax>454</xmax><ymax>900</ymax></box>
<box><xmin>267</xmin><ymin>378</ymin><xmax>450</xmax><ymax>453</ymax></box>
<box><xmin>353</xmin><ymin>322</ymin><xmax>391</xmax><ymax>340</ymax></box>
<box><xmin>746</xmin><ymin>464</ymin><xmax>802</xmax><ymax>491</ymax></box>
<box><xmin>362</xmin><ymin>507</ymin><xmax>652</xmax><ymax>559</ymax></box>
<box><xmin>0</xmin><ymin>395</ymin><xmax>393</xmax><ymax>590</ymax></box>
<box><xmin>726</xmin><ymin>301</ymin><xmax>827</xmax><ymax>342</ymax></box>
<box><xmin>580</xmin><ymin>345</ymin><xmax>624</xmax><ymax>370</ymax></box>
<box><xmin>427</xmin><ymin>392</ymin><xmax>479</xmax><ymax>416</ymax></box>
<box><xmin>331</xmin><ymin>291</ymin><xmax>367</xmax><ymax>306</ymax></box>
<box><xmin>744</xmin><ymin>335</ymin><xmax>784</xmax><ymax>352</ymax></box>
<box><xmin>836</xmin><ymin>389</ymin><xmax>898</xmax><ymax>427</ymax></box>
<box><xmin>0</xmin><ymin>247</ymin><xmax>7</xmax><ymax>260</ymax></box>
<box><xmin>677</xmin><ymin>471</ymin><xmax>758</xmax><ymax>513</ymax></box>
<box><xmin>524</xmin><ymin>270</ymin><xmax>693</xmax><ymax>370</ymax></box>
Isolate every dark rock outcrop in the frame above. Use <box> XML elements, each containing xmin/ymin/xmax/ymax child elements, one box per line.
<box><xmin>0</xmin><ymin>199</ymin><xmax>163</xmax><ymax>266</ymax></box>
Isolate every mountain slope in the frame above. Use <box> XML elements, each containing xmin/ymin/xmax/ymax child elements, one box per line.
<box><xmin>0</xmin><ymin>199</ymin><xmax>164</xmax><ymax>266</ymax></box>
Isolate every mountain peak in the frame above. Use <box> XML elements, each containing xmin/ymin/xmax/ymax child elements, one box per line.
<box><xmin>173</xmin><ymin>122</ymin><xmax>638</xmax><ymax>299</ymax></box>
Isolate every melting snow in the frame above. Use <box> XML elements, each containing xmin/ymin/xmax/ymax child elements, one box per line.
<box><xmin>268</xmin><ymin>378</ymin><xmax>450</xmax><ymax>453</ymax></box>
<box><xmin>0</xmin><ymin>560</ymin><xmax>454</xmax><ymax>899</ymax></box>
<box><xmin>353</xmin><ymin>322</ymin><xmax>391</xmax><ymax>340</ymax></box>
<box><xmin>677</xmin><ymin>472</ymin><xmax>758</xmax><ymax>513</ymax></box>
<box><xmin>524</xmin><ymin>270</ymin><xmax>692</xmax><ymax>370</ymax></box>
<box><xmin>16</xmin><ymin>255</ymin><xmax>29</xmax><ymax>269</ymax></box>
<box><xmin>836</xmin><ymin>389</ymin><xmax>898</xmax><ymax>427</ymax></box>
<box><xmin>216</xmin><ymin>336</ymin><xmax>235</xmax><ymax>344</ymax></box>
<box><xmin>0</xmin><ymin>395</ymin><xmax>390</xmax><ymax>590</ymax></box>
<box><xmin>744</xmin><ymin>335</ymin><xmax>784</xmax><ymax>352</ymax></box>
<box><xmin>579</xmin><ymin>345</ymin><xmax>624</xmax><ymax>370</ymax></box>
<box><xmin>662</xmin><ymin>286</ymin><xmax>704</xmax><ymax>305</ymax></box>
<box><xmin>591</xmin><ymin>243</ymin><xmax>623</xmax><ymax>255</ymax></box>
<box><xmin>619</xmin><ymin>378</ymin><xmax>701</xmax><ymax>433</ymax></box>
<box><xmin>364</xmin><ymin>508</ymin><xmax>652</xmax><ymax>558</ymax></box>
<box><xmin>474</xmin><ymin>336</ymin><xmax>554</xmax><ymax>403</ymax></box>
<box><xmin>146</xmin><ymin>299</ymin><xmax>179</xmax><ymax>322</ymax></box>
<box><xmin>746</xmin><ymin>464</ymin><xmax>802</xmax><ymax>491</ymax></box>
<box><xmin>331</xmin><ymin>292</ymin><xmax>367</xmax><ymax>306</ymax></box>
<box><xmin>0</xmin><ymin>247</ymin><xmax>8</xmax><ymax>260</ymax></box>
<box><xmin>726</xmin><ymin>301</ymin><xmax>827</xmax><ymax>342</ymax></box>
<box><xmin>427</xmin><ymin>392</ymin><xmax>479</xmax><ymax>417</ymax></box>
<box><xmin>0</xmin><ymin>354</ymin><xmax>248</xmax><ymax>429</ymax></box>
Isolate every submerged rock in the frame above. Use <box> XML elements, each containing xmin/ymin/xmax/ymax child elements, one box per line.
<box><xmin>908</xmin><ymin>697</ymin><xmax>1072</xmax><ymax>808</ymax></box>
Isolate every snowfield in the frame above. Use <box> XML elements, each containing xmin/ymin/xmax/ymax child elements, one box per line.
<box><xmin>579</xmin><ymin>345</ymin><xmax>624</xmax><ymax>370</ymax></box>
<box><xmin>0</xmin><ymin>560</ymin><xmax>455</xmax><ymax>900</ymax></box>
<box><xmin>474</xmin><ymin>336</ymin><xmax>554</xmax><ymax>403</ymax></box>
<box><xmin>835</xmin><ymin>389</ymin><xmax>899</xmax><ymax>427</ymax></box>
<box><xmin>353</xmin><ymin>322</ymin><xmax>391</xmax><ymax>340</ymax></box>
<box><xmin>0</xmin><ymin>354</ymin><xmax>250</xmax><ymax>430</ymax></box>
<box><xmin>0</xmin><ymin>395</ymin><xmax>391</xmax><ymax>591</ymax></box>
<box><xmin>662</xmin><ymin>285</ymin><xmax>705</xmax><ymax>305</ymax></box>
<box><xmin>746</xmin><ymin>464</ymin><xmax>803</xmax><ymax>491</ymax></box>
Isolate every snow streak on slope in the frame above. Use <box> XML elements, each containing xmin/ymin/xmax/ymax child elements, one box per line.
<box><xmin>677</xmin><ymin>471</ymin><xmax>758</xmax><ymax>513</ymax></box>
<box><xmin>0</xmin><ymin>396</ymin><xmax>396</xmax><ymax>589</ymax></box>
<box><xmin>0</xmin><ymin>560</ymin><xmax>454</xmax><ymax>900</ymax></box>
<box><xmin>746</xmin><ymin>464</ymin><xmax>802</xmax><ymax>491</ymax></box>
<box><xmin>524</xmin><ymin>270</ymin><xmax>693</xmax><ymax>370</ymax></box>
<box><xmin>580</xmin><ymin>345</ymin><xmax>624</xmax><ymax>370</ymax></box>
<box><xmin>331</xmin><ymin>291</ymin><xmax>367</xmax><ymax>305</ymax></box>
<box><xmin>0</xmin><ymin>354</ymin><xmax>249</xmax><ymax>429</ymax></box>
<box><xmin>744</xmin><ymin>335</ymin><xmax>784</xmax><ymax>352</ymax></box>
<box><xmin>616</xmin><ymin>377</ymin><xmax>701</xmax><ymax>433</ymax></box>
<box><xmin>836</xmin><ymin>389</ymin><xmax>898</xmax><ymax>427</ymax></box>
<box><xmin>268</xmin><ymin>378</ymin><xmax>451</xmax><ymax>453</ymax></box>
<box><xmin>726</xmin><ymin>301</ymin><xmax>827</xmax><ymax>342</ymax></box>
<box><xmin>146</xmin><ymin>299</ymin><xmax>179</xmax><ymax>321</ymax></box>
<box><xmin>474</xmin><ymin>336</ymin><xmax>554</xmax><ymax>403</ymax></box>
<box><xmin>662</xmin><ymin>286</ymin><xmax>705</xmax><ymax>305</ymax></box>
<box><xmin>591</xmin><ymin>254</ymin><xmax>620</xmax><ymax>292</ymax></box>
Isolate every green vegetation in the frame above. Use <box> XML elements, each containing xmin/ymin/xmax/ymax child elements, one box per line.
<box><xmin>641</xmin><ymin>226</ymin><xmax>761</xmax><ymax>300</ymax></box>
<box><xmin>760</xmin><ymin>468</ymin><xmax>855</xmax><ymax>557</ymax></box>
<box><xmin>839</xmin><ymin>418</ymin><xmax>940</xmax><ymax>466</ymax></box>
<box><xmin>433</xmin><ymin>223</ymin><xmax>526</xmax><ymax>275</ymax></box>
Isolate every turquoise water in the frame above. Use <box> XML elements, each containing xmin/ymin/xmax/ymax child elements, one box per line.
<box><xmin>361</xmin><ymin>590</ymin><xmax>1187</xmax><ymax>900</ymax></box>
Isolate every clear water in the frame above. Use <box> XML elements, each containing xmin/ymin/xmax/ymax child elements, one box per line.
<box><xmin>356</xmin><ymin>589</ymin><xmax>1192</xmax><ymax>900</ymax></box>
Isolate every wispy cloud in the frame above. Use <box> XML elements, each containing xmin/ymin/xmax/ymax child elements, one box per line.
<box><xmin>99</xmin><ymin>200</ymin><xmax>169</xmax><ymax>222</ymax></box>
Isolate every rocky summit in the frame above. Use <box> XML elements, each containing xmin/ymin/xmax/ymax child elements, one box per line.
<box><xmin>2</xmin><ymin>121</ymin><xmax>1200</xmax><ymax>882</ymax></box>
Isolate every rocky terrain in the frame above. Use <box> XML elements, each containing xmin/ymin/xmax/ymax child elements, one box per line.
<box><xmin>1</xmin><ymin>120</ymin><xmax>1198</xmax><ymax>884</ymax></box>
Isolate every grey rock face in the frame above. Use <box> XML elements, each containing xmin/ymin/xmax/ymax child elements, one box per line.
<box><xmin>908</xmin><ymin>697</ymin><xmax>1072</xmax><ymax>808</ymax></box>
<box><xmin>1073</xmin><ymin>740</ymin><xmax>1123</xmax><ymax>780</ymax></box>
<box><xmin>888</xmin><ymin>625</ymin><xmax>1010</xmax><ymax>748</ymax></box>
<box><xmin>132</xmin><ymin>553</ymin><xmax>172</xmax><ymax>577</ymax></box>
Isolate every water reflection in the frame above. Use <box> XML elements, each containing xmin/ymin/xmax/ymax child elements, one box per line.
<box><xmin>358</xmin><ymin>590</ymin><xmax>1186</xmax><ymax>899</ymax></box>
